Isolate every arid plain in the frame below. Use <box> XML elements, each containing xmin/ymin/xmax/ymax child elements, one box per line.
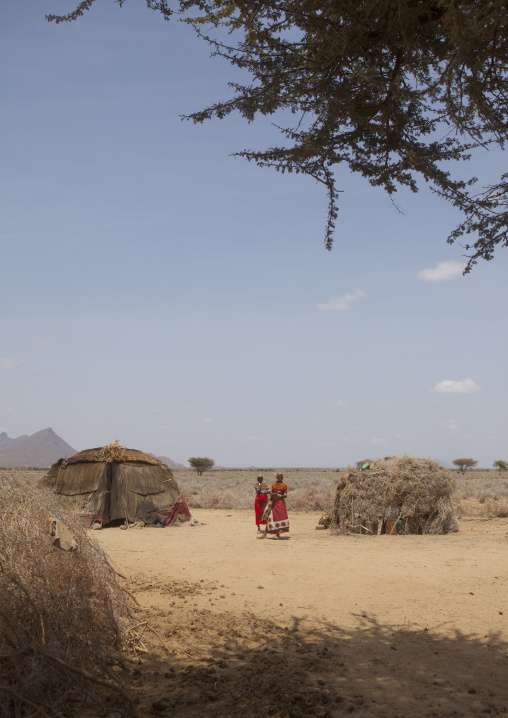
<box><xmin>4</xmin><ymin>467</ymin><xmax>507</xmax><ymax>717</ymax></box>
<box><xmin>89</xmin><ymin>468</ymin><xmax>508</xmax><ymax>718</ymax></box>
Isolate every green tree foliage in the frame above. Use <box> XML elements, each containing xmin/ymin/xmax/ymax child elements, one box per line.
<box><xmin>188</xmin><ymin>456</ymin><xmax>215</xmax><ymax>475</ymax></box>
<box><xmin>452</xmin><ymin>458</ymin><xmax>478</xmax><ymax>472</ymax></box>
<box><xmin>47</xmin><ymin>1</ymin><xmax>508</xmax><ymax>270</ymax></box>
<box><xmin>493</xmin><ymin>459</ymin><xmax>508</xmax><ymax>472</ymax></box>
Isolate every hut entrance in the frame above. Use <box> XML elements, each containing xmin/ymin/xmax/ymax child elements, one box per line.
<box><xmin>94</xmin><ymin>462</ymin><xmax>113</xmax><ymax>525</ymax></box>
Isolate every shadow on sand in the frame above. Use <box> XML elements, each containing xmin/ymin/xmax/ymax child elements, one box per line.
<box><xmin>134</xmin><ymin>610</ymin><xmax>508</xmax><ymax>717</ymax></box>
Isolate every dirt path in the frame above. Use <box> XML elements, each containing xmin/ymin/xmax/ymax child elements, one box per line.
<box><xmin>93</xmin><ymin>511</ymin><xmax>508</xmax><ymax>717</ymax></box>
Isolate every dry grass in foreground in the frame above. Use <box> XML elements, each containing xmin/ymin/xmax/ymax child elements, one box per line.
<box><xmin>0</xmin><ymin>477</ymin><xmax>141</xmax><ymax>717</ymax></box>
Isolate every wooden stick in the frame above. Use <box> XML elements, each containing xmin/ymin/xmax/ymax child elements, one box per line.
<box><xmin>125</xmin><ymin>620</ymin><xmax>147</xmax><ymax>635</ymax></box>
<box><xmin>102</xmin><ymin>555</ymin><xmax>128</xmax><ymax>581</ymax></box>
<box><xmin>146</xmin><ymin>625</ymin><xmax>170</xmax><ymax>652</ymax></box>
<box><xmin>120</xmin><ymin>585</ymin><xmax>146</xmax><ymax>609</ymax></box>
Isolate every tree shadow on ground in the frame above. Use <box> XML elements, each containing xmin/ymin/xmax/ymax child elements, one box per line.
<box><xmin>134</xmin><ymin>609</ymin><xmax>508</xmax><ymax>718</ymax></box>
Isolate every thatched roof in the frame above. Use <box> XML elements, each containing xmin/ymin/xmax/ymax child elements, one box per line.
<box><xmin>39</xmin><ymin>445</ymin><xmax>181</xmax><ymax>525</ymax></box>
<box><xmin>66</xmin><ymin>447</ymin><xmax>159</xmax><ymax>465</ymax></box>
<box><xmin>332</xmin><ymin>455</ymin><xmax>457</xmax><ymax>535</ymax></box>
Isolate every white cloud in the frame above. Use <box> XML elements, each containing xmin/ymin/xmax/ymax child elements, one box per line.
<box><xmin>341</xmin><ymin>437</ymin><xmax>356</xmax><ymax>443</ymax></box>
<box><xmin>418</xmin><ymin>261</ymin><xmax>465</xmax><ymax>282</ymax></box>
<box><xmin>317</xmin><ymin>289</ymin><xmax>366</xmax><ymax>311</ymax></box>
<box><xmin>5</xmin><ymin>407</ymin><xmax>14</xmax><ymax>413</ymax></box>
<box><xmin>34</xmin><ymin>337</ymin><xmax>54</xmax><ymax>347</ymax></box>
<box><xmin>245</xmin><ymin>435</ymin><xmax>262</xmax><ymax>442</ymax></box>
<box><xmin>370</xmin><ymin>437</ymin><xmax>386</xmax><ymax>445</ymax></box>
<box><xmin>335</xmin><ymin>399</ymin><xmax>347</xmax><ymax>407</ymax></box>
<box><xmin>431</xmin><ymin>378</ymin><xmax>481</xmax><ymax>394</ymax></box>
<box><xmin>158</xmin><ymin>425</ymin><xmax>173</xmax><ymax>430</ymax></box>
<box><xmin>441</xmin><ymin>419</ymin><xmax>459</xmax><ymax>431</ymax></box>
<box><xmin>199</xmin><ymin>416</ymin><xmax>217</xmax><ymax>424</ymax></box>
<box><xmin>395</xmin><ymin>433</ymin><xmax>404</xmax><ymax>438</ymax></box>
<box><xmin>0</xmin><ymin>359</ymin><xmax>22</xmax><ymax>370</ymax></box>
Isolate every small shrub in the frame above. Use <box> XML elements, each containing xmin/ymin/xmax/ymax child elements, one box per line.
<box><xmin>288</xmin><ymin>486</ymin><xmax>334</xmax><ymax>512</ymax></box>
<box><xmin>485</xmin><ymin>500</ymin><xmax>508</xmax><ymax>518</ymax></box>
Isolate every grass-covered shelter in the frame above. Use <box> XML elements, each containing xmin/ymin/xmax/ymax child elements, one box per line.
<box><xmin>331</xmin><ymin>455</ymin><xmax>457</xmax><ymax>535</ymax></box>
<box><xmin>40</xmin><ymin>442</ymin><xmax>180</xmax><ymax>526</ymax></box>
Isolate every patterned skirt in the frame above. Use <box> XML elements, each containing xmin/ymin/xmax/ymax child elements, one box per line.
<box><xmin>262</xmin><ymin>496</ymin><xmax>289</xmax><ymax>534</ymax></box>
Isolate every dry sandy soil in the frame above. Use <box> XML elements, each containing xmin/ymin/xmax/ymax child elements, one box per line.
<box><xmin>92</xmin><ymin>510</ymin><xmax>508</xmax><ymax>718</ymax></box>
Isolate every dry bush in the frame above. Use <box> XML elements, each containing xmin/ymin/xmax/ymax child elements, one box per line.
<box><xmin>192</xmin><ymin>486</ymin><xmax>251</xmax><ymax>509</ymax></box>
<box><xmin>288</xmin><ymin>486</ymin><xmax>334</xmax><ymax>512</ymax></box>
<box><xmin>455</xmin><ymin>477</ymin><xmax>508</xmax><ymax>501</ymax></box>
<box><xmin>485</xmin><ymin>499</ymin><xmax>508</xmax><ymax>518</ymax></box>
<box><xmin>0</xmin><ymin>479</ymin><xmax>136</xmax><ymax>717</ymax></box>
<box><xmin>175</xmin><ymin>469</ymin><xmax>341</xmax><ymax>512</ymax></box>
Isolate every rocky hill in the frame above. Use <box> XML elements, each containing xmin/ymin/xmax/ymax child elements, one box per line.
<box><xmin>150</xmin><ymin>454</ymin><xmax>188</xmax><ymax>470</ymax></box>
<box><xmin>0</xmin><ymin>428</ymin><xmax>77</xmax><ymax>468</ymax></box>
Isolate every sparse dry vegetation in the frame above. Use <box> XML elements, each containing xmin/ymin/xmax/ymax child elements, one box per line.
<box><xmin>5</xmin><ymin>466</ymin><xmax>508</xmax><ymax>520</ymax></box>
<box><xmin>1</xmin><ymin>464</ymin><xmax>507</xmax><ymax>716</ymax></box>
<box><xmin>173</xmin><ymin>467</ymin><xmax>508</xmax><ymax>520</ymax></box>
<box><xmin>0</xmin><ymin>474</ymin><xmax>139</xmax><ymax>716</ymax></box>
<box><xmin>174</xmin><ymin>469</ymin><xmax>337</xmax><ymax>512</ymax></box>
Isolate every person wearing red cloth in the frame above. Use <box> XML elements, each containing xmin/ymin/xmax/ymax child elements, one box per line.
<box><xmin>262</xmin><ymin>473</ymin><xmax>290</xmax><ymax>538</ymax></box>
<box><xmin>254</xmin><ymin>475</ymin><xmax>269</xmax><ymax>536</ymax></box>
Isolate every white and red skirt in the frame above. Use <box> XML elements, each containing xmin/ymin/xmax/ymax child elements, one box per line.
<box><xmin>262</xmin><ymin>495</ymin><xmax>289</xmax><ymax>534</ymax></box>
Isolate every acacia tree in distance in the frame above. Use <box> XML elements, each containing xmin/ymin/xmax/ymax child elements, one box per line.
<box><xmin>47</xmin><ymin>1</ymin><xmax>508</xmax><ymax>271</ymax></box>
<box><xmin>493</xmin><ymin>460</ymin><xmax>508</xmax><ymax>473</ymax></box>
<box><xmin>452</xmin><ymin>458</ymin><xmax>478</xmax><ymax>473</ymax></box>
<box><xmin>188</xmin><ymin>457</ymin><xmax>215</xmax><ymax>475</ymax></box>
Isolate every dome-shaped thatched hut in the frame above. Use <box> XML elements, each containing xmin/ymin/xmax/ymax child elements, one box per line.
<box><xmin>40</xmin><ymin>444</ymin><xmax>181</xmax><ymax>526</ymax></box>
<box><xmin>331</xmin><ymin>455</ymin><xmax>458</xmax><ymax>535</ymax></box>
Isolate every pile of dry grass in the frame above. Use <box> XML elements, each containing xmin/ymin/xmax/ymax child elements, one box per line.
<box><xmin>331</xmin><ymin>455</ymin><xmax>458</xmax><ymax>535</ymax></box>
<box><xmin>0</xmin><ymin>477</ymin><xmax>138</xmax><ymax>717</ymax></box>
<box><xmin>99</xmin><ymin>439</ymin><xmax>126</xmax><ymax>462</ymax></box>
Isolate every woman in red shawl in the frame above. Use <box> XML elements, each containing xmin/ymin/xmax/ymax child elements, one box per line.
<box><xmin>254</xmin><ymin>475</ymin><xmax>269</xmax><ymax>535</ymax></box>
<box><xmin>262</xmin><ymin>473</ymin><xmax>290</xmax><ymax>538</ymax></box>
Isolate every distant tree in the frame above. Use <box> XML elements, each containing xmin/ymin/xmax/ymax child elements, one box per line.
<box><xmin>188</xmin><ymin>457</ymin><xmax>215</xmax><ymax>475</ymax></box>
<box><xmin>452</xmin><ymin>458</ymin><xmax>478</xmax><ymax>473</ymax></box>
<box><xmin>356</xmin><ymin>459</ymin><xmax>373</xmax><ymax>470</ymax></box>
<box><xmin>47</xmin><ymin>0</ymin><xmax>508</xmax><ymax>270</ymax></box>
<box><xmin>493</xmin><ymin>460</ymin><xmax>508</xmax><ymax>473</ymax></box>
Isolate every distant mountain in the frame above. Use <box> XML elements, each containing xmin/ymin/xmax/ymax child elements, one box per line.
<box><xmin>0</xmin><ymin>428</ymin><xmax>77</xmax><ymax>468</ymax></box>
<box><xmin>149</xmin><ymin>453</ymin><xmax>187</xmax><ymax>471</ymax></box>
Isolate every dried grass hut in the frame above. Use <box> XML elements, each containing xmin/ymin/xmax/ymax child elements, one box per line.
<box><xmin>40</xmin><ymin>443</ymin><xmax>180</xmax><ymax>526</ymax></box>
<box><xmin>331</xmin><ymin>455</ymin><xmax>457</xmax><ymax>535</ymax></box>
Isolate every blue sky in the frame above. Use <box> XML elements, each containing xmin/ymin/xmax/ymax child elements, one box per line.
<box><xmin>1</xmin><ymin>0</ymin><xmax>507</xmax><ymax>467</ymax></box>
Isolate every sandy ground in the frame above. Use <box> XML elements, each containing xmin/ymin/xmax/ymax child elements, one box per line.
<box><xmin>93</xmin><ymin>510</ymin><xmax>508</xmax><ymax>717</ymax></box>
